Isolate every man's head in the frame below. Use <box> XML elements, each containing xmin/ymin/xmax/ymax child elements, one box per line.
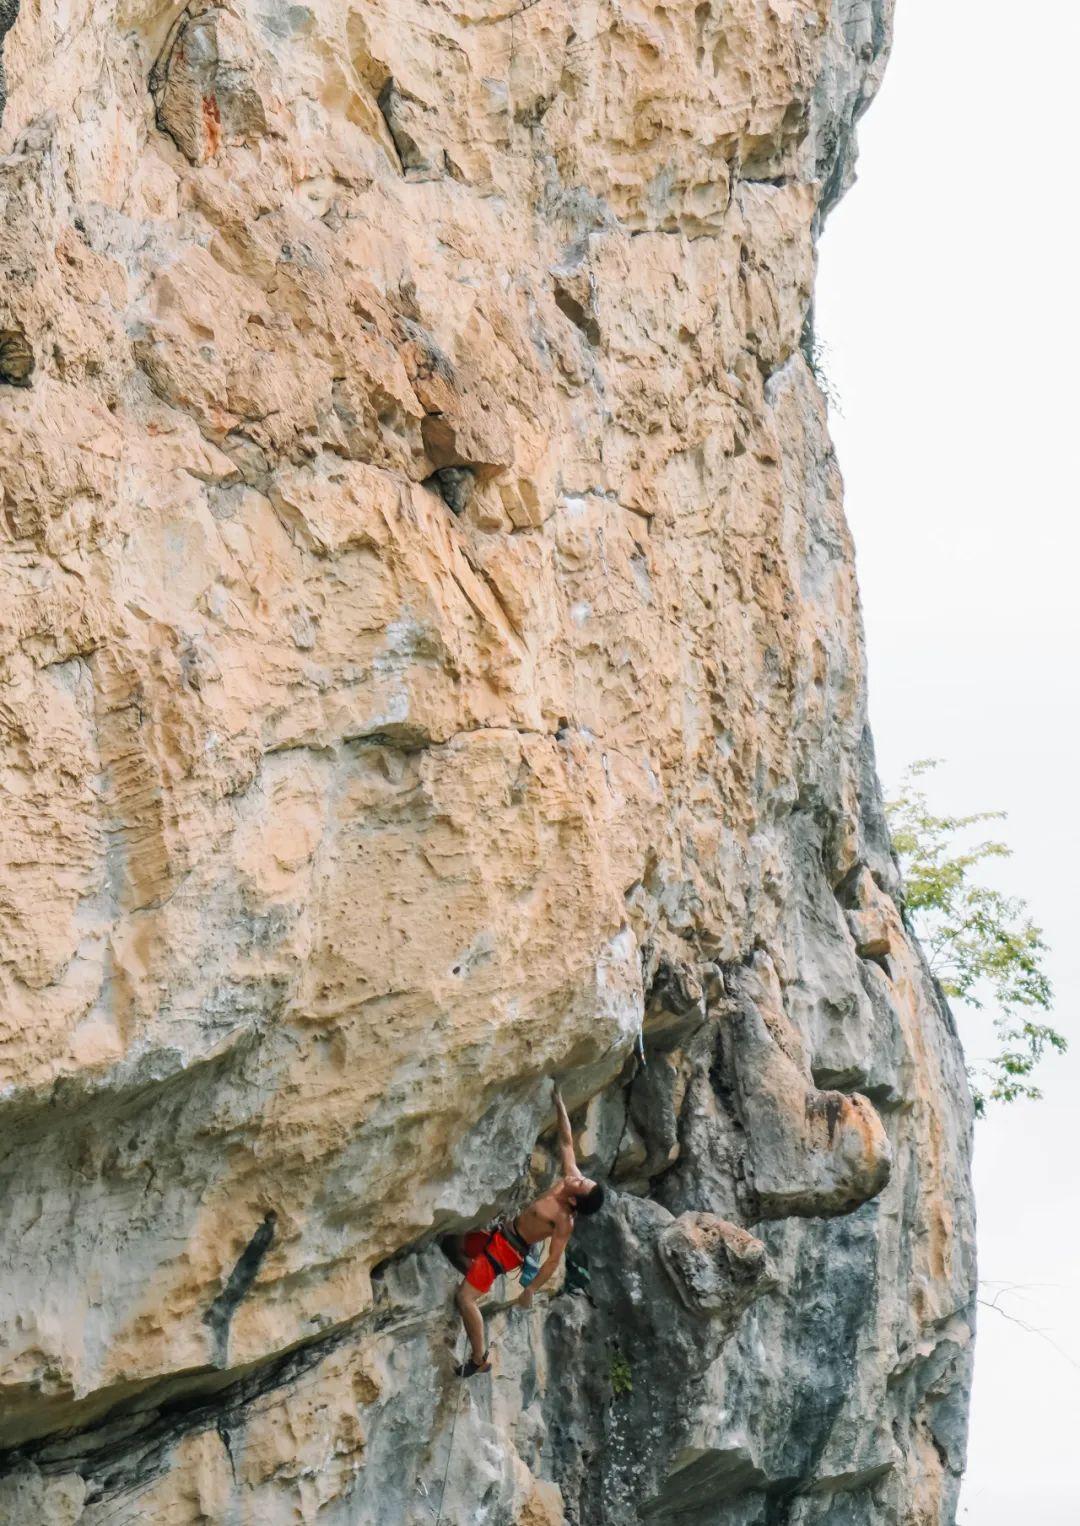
<box><xmin>570</xmin><ymin>1179</ymin><xmax>605</xmax><ymax>1216</ymax></box>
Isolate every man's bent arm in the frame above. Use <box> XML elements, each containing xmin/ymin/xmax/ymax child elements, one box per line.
<box><xmin>524</xmin><ymin>1224</ymin><xmax>570</xmax><ymax>1298</ymax></box>
<box><xmin>554</xmin><ymin>1085</ymin><xmax>577</xmax><ymax>1179</ymax></box>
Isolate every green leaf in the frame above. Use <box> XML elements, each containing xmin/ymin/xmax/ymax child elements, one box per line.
<box><xmin>886</xmin><ymin>762</ymin><xmax>1064</xmax><ymax>1116</ymax></box>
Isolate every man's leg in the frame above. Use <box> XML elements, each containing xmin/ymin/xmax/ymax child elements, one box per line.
<box><xmin>455</xmin><ymin>1280</ymin><xmax>489</xmax><ymax>1368</ymax></box>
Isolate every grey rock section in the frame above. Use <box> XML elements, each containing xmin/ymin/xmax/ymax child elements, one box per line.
<box><xmin>538</xmin><ymin>799</ymin><xmax>975</xmax><ymax>1525</ymax></box>
<box><xmin>0</xmin><ymin>875</ymin><xmax>973</xmax><ymax>1524</ymax></box>
<box><xmin>658</xmin><ymin>1213</ymin><xmax>775</xmax><ymax>1321</ymax></box>
<box><xmin>809</xmin><ymin>0</ymin><xmax>897</xmax><ymax>223</ymax></box>
<box><xmin>543</xmin><ymin>1196</ymin><xmax>779</xmax><ymax>1525</ymax></box>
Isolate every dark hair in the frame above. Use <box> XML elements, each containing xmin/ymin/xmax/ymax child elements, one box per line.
<box><xmin>574</xmin><ymin>1182</ymin><xmax>605</xmax><ymax>1217</ymax></box>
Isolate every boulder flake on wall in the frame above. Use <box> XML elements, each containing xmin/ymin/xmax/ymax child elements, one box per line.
<box><xmin>0</xmin><ymin>2</ymin><xmax>973</xmax><ymax>1523</ymax></box>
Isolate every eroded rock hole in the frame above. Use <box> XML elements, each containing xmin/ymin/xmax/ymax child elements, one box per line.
<box><xmin>0</xmin><ymin>323</ymin><xmax>34</xmax><ymax>388</ymax></box>
<box><xmin>553</xmin><ymin>280</ymin><xmax>600</xmax><ymax>345</ymax></box>
<box><xmin>426</xmin><ymin>464</ymin><xmax>474</xmax><ymax>516</ymax></box>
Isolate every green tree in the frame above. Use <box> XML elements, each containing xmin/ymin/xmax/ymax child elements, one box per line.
<box><xmin>885</xmin><ymin>760</ymin><xmax>1064</xmax><ymax>1116</ymax></box>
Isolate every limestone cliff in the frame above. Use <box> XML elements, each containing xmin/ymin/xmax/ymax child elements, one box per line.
<box><xmin>0</xmin><ymin>3</ymin><xmax>975</xmax><ymax>1523</ymax></box>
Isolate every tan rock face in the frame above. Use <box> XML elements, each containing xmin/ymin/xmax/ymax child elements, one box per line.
<box><xmin>0</xmin><ymin>2</ymin><xmax>974</xmax><ymax>1523</ymax></box>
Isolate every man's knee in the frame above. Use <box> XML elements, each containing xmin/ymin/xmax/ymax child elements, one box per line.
<box><xmin>456</xmin><ymin>1280</ymin><xmax>477</xmax><ymax>1310</ymax></box>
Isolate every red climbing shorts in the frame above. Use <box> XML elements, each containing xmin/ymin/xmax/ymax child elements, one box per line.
<box><xmin>463</xmin><ymin>1229</ymin><xmax>525</xmax><ymax>1293</ymax></box>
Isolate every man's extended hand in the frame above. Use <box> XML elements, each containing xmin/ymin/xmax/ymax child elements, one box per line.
<box><xmin>518</xmin><ymin>1288</ymin><xmax>534</xmax><ymax>1310</ymax></box>
<box><xmin>553</xmin><ymin>1083</ymin><xmax>577</xmax><ymax>1177</ymax></box>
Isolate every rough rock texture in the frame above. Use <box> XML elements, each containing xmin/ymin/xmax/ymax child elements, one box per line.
<box><xmin>0</xmin><ymin>2</ymin><xmax>975</xmax><ymax>1523</ymax></box>
<box><xmin>0</xmin><ymin>0</ymin><xmax>18</xmax><ymax>128</ymax></box>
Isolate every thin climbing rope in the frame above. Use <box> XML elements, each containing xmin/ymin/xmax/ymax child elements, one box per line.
<box><xmin>434</xmin><ymin>1353</ymin><xmax>467</xmax><ymax>1526</ymax></box>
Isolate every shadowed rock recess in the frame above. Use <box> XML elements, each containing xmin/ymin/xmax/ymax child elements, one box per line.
<box><xmin>0</xmin><ymin>2</ymin><xmax>974</xmax><ymax>1522</ymax></box>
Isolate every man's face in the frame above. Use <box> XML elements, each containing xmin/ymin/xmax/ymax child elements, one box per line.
<box><xmin>569</xmin><ymin>1175</ymin><xmax>596</xmax><ymax>1202</ymax></box>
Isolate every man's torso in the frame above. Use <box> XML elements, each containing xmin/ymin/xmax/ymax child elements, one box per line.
<box><xmin>515</xmin><ymin>1183</ymin><xmax>573</xmax><ymax>1246</ymax></box>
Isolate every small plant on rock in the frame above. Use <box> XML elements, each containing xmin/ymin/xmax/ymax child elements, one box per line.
<box><xmin>608</xmin><ymin>1349</ymin><xmax>633</xmax><ymax>1398</ymax></box>
<box><xmin>802</xmin><ymin>330</ymin><xmax>844</xmax><ymax>415</ymax></box>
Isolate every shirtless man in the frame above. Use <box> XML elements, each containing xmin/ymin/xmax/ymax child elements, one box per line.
<box><xmin>441</xmin><ymin>1085</ymin><xmax>605</xmax><ymax>1377</ymax></box>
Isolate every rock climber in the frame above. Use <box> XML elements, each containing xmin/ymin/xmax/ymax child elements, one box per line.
<box><xmin>441</xmin><ymin>1083</ymin><xmax>605</xmax><ymax>1377</ymax></box>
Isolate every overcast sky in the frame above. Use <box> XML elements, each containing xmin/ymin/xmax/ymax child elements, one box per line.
<box><xmin>815</xmin><ymin>1</ymin><xmax>1080</xmax><ymax>1519</ymax></box>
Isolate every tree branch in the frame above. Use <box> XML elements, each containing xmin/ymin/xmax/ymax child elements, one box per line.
<box><xmin>978</xmin><ymin>1286</ymin><xmax>1080</xmax><ymax>1372</ymax></box>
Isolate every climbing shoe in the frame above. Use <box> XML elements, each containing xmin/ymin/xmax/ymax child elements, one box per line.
<box><xmin>454</xmin><ymin>1351</ymin><xmax>491</xmax><ymax>1378</ymax></box>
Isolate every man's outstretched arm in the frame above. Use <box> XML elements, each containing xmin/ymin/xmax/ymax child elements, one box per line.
<box><xmin>554</xmin><ymin>1084</ymin><xmax>577</xmax><ymax>1178</ymax></box>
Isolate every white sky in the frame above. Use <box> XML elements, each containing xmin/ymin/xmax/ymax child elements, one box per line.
<box><xmin>815</xmin><ymin>1</ymin><xmax>1080</xmax><ymax>1519</ymax></box>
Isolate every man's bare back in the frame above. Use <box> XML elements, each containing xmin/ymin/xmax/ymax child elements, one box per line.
<box><xmin>445</xmin><ymin>1084</ymin><xmax>606</xmax><ymax>1376</ymax></box>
